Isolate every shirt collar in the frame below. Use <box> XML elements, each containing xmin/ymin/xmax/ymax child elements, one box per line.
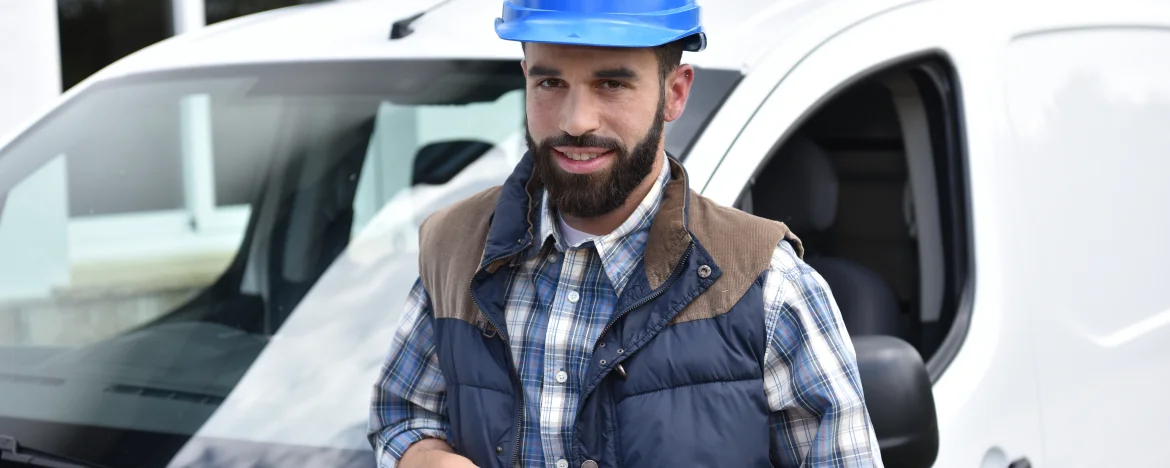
<box><xmin>536</xmin><ymin>155</ymin><xmax>672</xmax><ymax>293</ymax></box>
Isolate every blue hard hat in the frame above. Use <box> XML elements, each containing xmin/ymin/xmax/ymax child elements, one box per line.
<box><xmin>494</xmin><ymin>0</ymin><xmax>707</xmax><ymax>52</ymax></box>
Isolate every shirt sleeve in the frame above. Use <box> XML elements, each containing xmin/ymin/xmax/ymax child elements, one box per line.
<box><xmin>368</xmin><ymin>278</ymin><xmax>450</xmax><ymax>468</ymax></box>
<box><xmin>761</xmin><ymin>240</ymin><xmax>885</xmax><ymax>468</ymax></box>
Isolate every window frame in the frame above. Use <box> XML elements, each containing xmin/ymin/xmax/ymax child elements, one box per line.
<box><xmin>702</xmin><ymin>39</ymin><xmax>974</xmax><ymax>381</ymax></box>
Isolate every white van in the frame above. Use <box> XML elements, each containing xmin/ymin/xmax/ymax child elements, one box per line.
<box><xmin>1</xmin><ymin>0</ymin><xmax>1169</xmax><ymax>466</ymax></box>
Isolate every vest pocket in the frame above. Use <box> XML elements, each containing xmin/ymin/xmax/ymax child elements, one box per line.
<box><xmin>613</xmin><ymin>379</ymin><xmax>772</xmax><ymax>468</ymax></box>
<box><xmin>435</xmin><ymin>318</ymin><xmax>520</xmax><ymax>467</ymax></box>
<box><xmin>447</xmin><ymin>383</ymin><xmax>518</xmax><ymax>467</ymax></box>
<box><xmin>573</xmin><ymin>379</ymin><xmax>622</xmax><ymax>468</ymax></box>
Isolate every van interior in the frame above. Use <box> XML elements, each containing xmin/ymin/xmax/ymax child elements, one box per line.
<box><xmin>737</xmin><ymin>56</ymin><xmax>971</xmax><ymax>375</ymax></box>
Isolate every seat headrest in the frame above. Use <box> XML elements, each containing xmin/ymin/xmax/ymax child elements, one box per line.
<box><xmin>754</xmin><ymin>136</ymin><xmax>838</xmax><ymax>233</ymax></box>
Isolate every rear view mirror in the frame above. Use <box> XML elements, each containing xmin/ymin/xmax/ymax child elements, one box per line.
<box><xmin>412</xmin><ymin>140</ymin><xmax>495</xmax><ymax>186</ymax></box>
<box><xmin>854</xmin><ymin>335</ymin><xmax>939</xmax><ymax>468</ymax></box>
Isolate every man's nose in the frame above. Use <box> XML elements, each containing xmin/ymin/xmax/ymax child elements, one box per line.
<box><xmin>559</xmin><ymin>89</ymin><xmax>601</xmax><ymax>137</ymax></box>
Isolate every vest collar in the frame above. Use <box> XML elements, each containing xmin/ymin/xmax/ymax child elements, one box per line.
<box><xmin>644</xmin><ymin>156</ymin><xmax>694</xmax><ymax>289</ymax></box>
<box><xmin>478</xmin><ymin>151</ymin><xmax>695</xmax><ymax>280</ymax></box>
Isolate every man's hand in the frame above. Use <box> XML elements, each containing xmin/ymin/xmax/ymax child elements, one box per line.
<box><xmin>399</xmin><ymin>438</ymin><xmax>478</xmax><ymax>468</ymax></box>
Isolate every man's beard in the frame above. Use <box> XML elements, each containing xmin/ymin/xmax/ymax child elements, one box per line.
<box><xmin>526</xmin><ymin>94</ymin><xmax>665</xmax><ymax>219</ymax></box>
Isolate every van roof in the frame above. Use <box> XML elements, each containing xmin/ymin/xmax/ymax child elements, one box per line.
<box><xmin>89</xmin><ymin>0</ymin><xmax>917</xmax><ymax>83</ymax></box>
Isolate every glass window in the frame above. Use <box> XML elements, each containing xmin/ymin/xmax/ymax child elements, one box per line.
<box><xmin>55</xmin><ymin>0</ymin><xmax>334</xmax><ymax>92</ymax></box>
<box><xmin>0</xmin><ymin>59</ymin><xmax>738</xmax><ymax>467</ymax></box>
<box><xmin>67</xmin><ymin>88</ymin><xmax>188</xmax><ymax>216</ymax></box>
<box><xmin>57</xmin><ymin>0</ymin><xmax>173</xmax><ymax>91</ymax></box>
<box><xmin>739</xmin><ymin>56</ymin><xmax>971</xmax><ymax>372</ymax></box>
<box><xmin>205</xmin><ymin>0</ymin><xmax>330</xmax><ymax>26</ymax></box>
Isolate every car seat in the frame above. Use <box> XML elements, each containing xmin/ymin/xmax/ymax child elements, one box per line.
<box><xmin>750</xmin><ymin>136</ymin><xmax>905</xmax><ymax>337</ymax></box>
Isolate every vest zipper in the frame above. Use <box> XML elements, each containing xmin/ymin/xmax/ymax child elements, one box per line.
<box><xmin>593</xmin><ymin>242</ymin><xmax>693</xmax><ymax>355</ymax></box>
<box><xmin>569</xmin><ymin>242</ymin><xmax>695</xmax><ymax>460</ymax></box>
<box><xmin>469</xmin><ymin>249</ymin><xmax>526</xmax><ymax>468</ymax></box>
<box><xmin>474</xmin><ymin>240</ymin><xmax>695</xmax><ymax>466</ymax></box>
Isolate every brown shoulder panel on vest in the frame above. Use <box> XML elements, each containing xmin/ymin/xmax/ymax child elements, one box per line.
<box><xmin>644</xmin><ymin>159</ymin><xmax>696</xmax><ymax>289</ymax></box>
<box><xmin>417</xmin><ymin>186</ymin><xmax>501</xmax><ymax>324</ymax></box>
<box><xmin>671</xmin><ymin>190</ymin><xmax>804</xmax><ymax>325</ymax></box>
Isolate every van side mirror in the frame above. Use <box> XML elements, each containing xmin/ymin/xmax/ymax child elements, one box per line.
<box><xmin>854</xmin><ymin>335</ymin><xmax>940</xmax><ymax>468</ymax></box>
<box><xmin>412</xmin><ymin>139</ymin><xmax>495</xmax><ymax>186</ymax></box>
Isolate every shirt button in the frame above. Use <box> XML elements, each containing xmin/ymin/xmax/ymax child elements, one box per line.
<box><xmin>557</xmin><ymin>459</ymin><xmax>569</xmax><ymax>468</ymax></box>
<box><xmin>582</xmin><ymin>461</ymin><xmax>598</xmax><ymax>468</ymax></box>
<box><xmin>567</xmin><ymin>291</ymin><xmax>580</xmax><ymax>303</ymax></box>
<box><xmin>548</xmin><ymin>254</ymin><xmax>558</xmax><ymax>263</ymax></box>
<box><xmin>555</xmin><ymin>370</ymin><xmax>568</xmax><ymax>383</ymax></box>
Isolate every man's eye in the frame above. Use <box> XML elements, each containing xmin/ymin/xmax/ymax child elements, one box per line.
<box><xmin>538</xmin><ymin>79</ymin><xmax>562</xmax><ymax>88</ymax></box>
<box><xmin>602</xmin><ymin>80</ymin><xmax>625</xmax><ymax>90</ymax></box>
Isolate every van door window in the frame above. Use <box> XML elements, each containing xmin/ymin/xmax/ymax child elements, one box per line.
<box><xmin>734</xmin><ymin>56</ymin><xmax>971</xmax><ymax>371</ymax></box>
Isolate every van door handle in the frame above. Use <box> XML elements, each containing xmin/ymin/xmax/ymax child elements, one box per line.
<box><xmin>1008</xmin><ymin>458</ymin><xmax>1031</xmax><ymax>468</ymax></box>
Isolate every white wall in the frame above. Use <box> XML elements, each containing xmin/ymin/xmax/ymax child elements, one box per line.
<box><xmin>0</xmin><ymin>0</ymin><xmax>61</xmax><ymax>138</ymax></box>
<box><xmin>0</xmin><ymin>1</ymin><xmax>67</xmax><ymax>302</ymax></box>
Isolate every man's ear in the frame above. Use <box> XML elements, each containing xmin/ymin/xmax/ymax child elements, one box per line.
<box><xmin>520</xmin><ymin>59</ymin><xmax>527</xmax><ymax>78</ymax></box>
<box><xmin>664</xmin><ymin>64</ymin><xmax>694</xmax><ymax>123</ymax></box>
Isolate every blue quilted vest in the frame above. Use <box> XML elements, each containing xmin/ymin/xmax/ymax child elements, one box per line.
<box><xmin>417</xmin><ymin>153</ymin><xmax>801</xmax><ymax>468</ymax></box>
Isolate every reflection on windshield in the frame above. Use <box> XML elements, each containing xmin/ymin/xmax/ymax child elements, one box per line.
<box><xmin>0</xmin><ymin>60</ymin><xmax>526</xmax><ymax>467</ymax></box>
<box><xmin>0</xmin><ymin>61</ymin><xmax>739</xmax><ymax>467</ymax></box>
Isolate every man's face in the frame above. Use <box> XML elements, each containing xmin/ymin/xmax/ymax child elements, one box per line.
<box><xmin>522</xmin><ymin>43</ymin><xmax>693</xmax><ymax>218</ymax></box>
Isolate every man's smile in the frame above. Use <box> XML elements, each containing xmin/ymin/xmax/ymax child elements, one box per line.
<box><xmin>553</xmin><ymin>146</ymin><xmax>616</xmax><ymax>174</ymax></box>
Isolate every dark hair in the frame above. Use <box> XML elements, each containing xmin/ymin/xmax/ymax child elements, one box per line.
<box><xmin>521</xmin><ymin>39</ymin><xmax>687</xmax><ymax>82</ymax></box>
<box><xmin>652</xmin><ymin>40</ymin><xmax>686</xmax><ymax>82</ymax></box>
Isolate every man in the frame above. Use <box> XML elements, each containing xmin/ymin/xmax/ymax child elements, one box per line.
<box><xmin>368</xmin><ymin>1</ymin><xmax>884</xmax><ymax>467</ymax></box>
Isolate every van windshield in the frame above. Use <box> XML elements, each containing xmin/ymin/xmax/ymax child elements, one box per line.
<box><xmin>0</xmin><ymin>60</ymin><xmax>739</xmax><ymax>467</ymax></box>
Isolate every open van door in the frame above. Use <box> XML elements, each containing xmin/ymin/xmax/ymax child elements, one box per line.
<box><xmin>700</xmin><ymin>1</ymin><xmax>1044</xmax><ymax>466</ymax></box>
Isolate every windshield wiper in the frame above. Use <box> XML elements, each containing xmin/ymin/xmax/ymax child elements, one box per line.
<box><xmin>0</xmin><ymin>435</ymin><xmax>107</xmax><ymax>468</ymax></box>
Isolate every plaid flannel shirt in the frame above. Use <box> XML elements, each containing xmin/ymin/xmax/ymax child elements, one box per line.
<box><xmin>369</xmin><ymin>161</ymin><xmax>883</xmax><ymax>467</ymax></box>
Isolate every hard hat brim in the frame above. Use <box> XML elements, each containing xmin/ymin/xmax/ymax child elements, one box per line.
<box><xmin>495</xmin><ymin>10</ymin><xmax>706</xmax><ymax>52</ymax></box>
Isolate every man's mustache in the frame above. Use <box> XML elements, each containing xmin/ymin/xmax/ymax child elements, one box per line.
<box><xmin>538</xmin><ymin>133</ymin><xmax>623</xmax><ymax>152</ymax></box>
